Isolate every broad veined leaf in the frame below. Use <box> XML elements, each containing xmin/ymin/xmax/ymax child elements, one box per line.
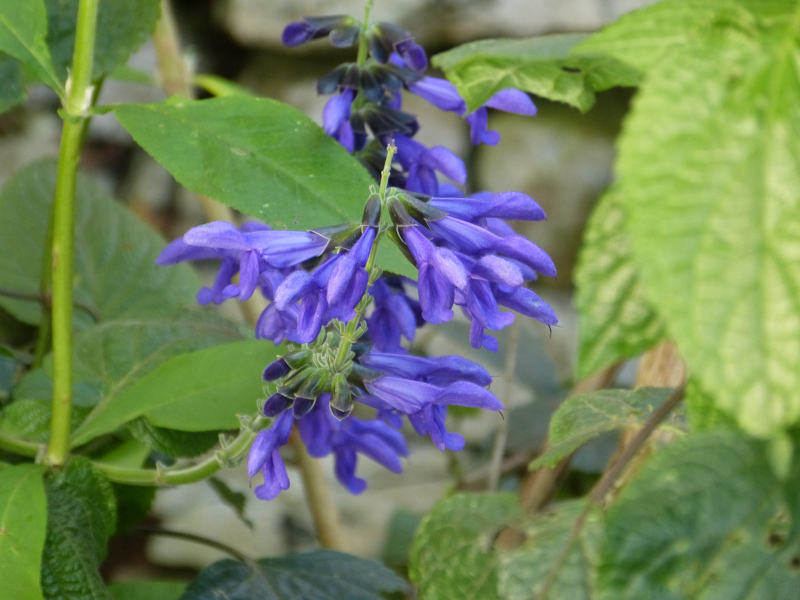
<box><xmin>180</xmin><ymin>550</ymin><xmax>409</xmax><ymax>600</ymax></box>
<box><xmin>0</xmin><ymin>53</ymin><xmax>24</xmax><ymax>114</ymax></box>
<box><xmin>574</xmin><ymin>186</ymin><xmax>665</xmax><ymax>378</ymax></box>
<box><xmin>41</xmin><ymin>458</ymin><xmax>116</xmax><ymax>600</ymax></box>
<box><xmin>409</xmin><ymin>492</ymin><xmax>521</xmax><ymax>600</ymax></box>
<box><xmin>529</xmin><ymin>387</ymin><xmax>685</xmax><ymax>471</ymax></box>
<box><xmin>607</xmin><ymin>7</ymin><xmax>800</xmax><ymax>436</ymax></box>
<box><xmin>432</xmin><ymin>34</ymin><xmax>641</xmax><ymax>112</ymax></box>
<box><xmin>126</xmin><ymin>418</ymin><xmax>219</xmax><ymax>459</ymax></box>
<box><xmin>67</xmin><ymin>315</ymin><xmax>246</xmax><ymax>445</ymax></box>
<box><xmin>599</xmin><ymin>430</ymin><xmax>800</xmax><ymax>599</ymax></box>
<box><xmin>0</xmin><ymin>0</ymin><xmax>63</xmax><ymax>95</ymax></box>
<box><xmin>72</xmin><ymin>339</ymin><xmax>278</xmax><ymax>445</ymax></box>
<box><xmin>0</xmin><ymin>159</ymin><xmax>199</xmax><ymax>328</ymax></box>
<box><xmin>0</xmin><ymin>464</ymin><xmax>47</xmax><ymax>600</ymax></box>
<box><xmin>45</xmin><ymin>0</ymin><xmax>161</xmax><ymax>80</ymax></box>
<box><xmin>575</xmin><ymin>0</ymin><xmax>758</xmax><ymax>74</ymax></box>
<box><xmin>498</xmin><ymin>501</ymin><xmax>601</xmax><ymax>600</ymax></box>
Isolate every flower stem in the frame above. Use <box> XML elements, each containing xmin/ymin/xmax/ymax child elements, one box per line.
<box><xmin>46</xmin><ymin>0</ymin><xmax>100</xmax><ymax>467</ymax></box>
<box><xmin>378</xmin><ymin>140</ymin><xmax>396</xmax><ymax>199</ymax></box>
<box><xmin>289</xmin><ymin>431</ymin><xmax>346</xmax><ymax>550</ymax></box>
<box><xmin>356</xmin><ymin>0</ymin><xmax>374</xmax><ymax>68</ymax></box>
<box><xmin>91</xmin><ymin>417</ymin><xmax>266</xmax><ymax>485</ymax></box>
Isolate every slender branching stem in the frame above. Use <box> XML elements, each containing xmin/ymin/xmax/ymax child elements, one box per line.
<box><xmin>357</xmin><ymin>0</ymin><xmax>374</xmax><ymax>69</ymax></box>
<box><xmin>46</xmin><ymin>0</ymin><xmax>100</xmax><ymax>467</ymax></box>
<box><xmin>487</xmin><ymin>320</ymin><xmax>521</xmax><ymax>491</ymax></box>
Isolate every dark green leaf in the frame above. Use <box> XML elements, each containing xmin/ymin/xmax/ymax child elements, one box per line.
<box><xmin>599</xmin><ymin>5</ymin><xmax>800</xmax><ymax>436</ymax></box>
<box><xmin>375</xmin><ymin>237</ymin><xmax>417</xmax><ymax>278</ymax></box>
<box><xmin>432</xmin><ymin>34</ymin><xmax>641</xmax><ymax>112</ymax></box>
<box><xmin>529</xmin><ymin>387</ymin><xmax>685</xmax><ymax>471</ymax></box>
<box><xmin>45</xmin><ymin>0</ymin><xmax>161</xmax><ymax>81</ymax></box>
<box><xmin>73</xmin><ymin>339</ymin><xmax>278</xmax><ymax>445</ymax></box>
<box><xmin>41</xmin><ymin>458</ymin><xmax>116</xmax><ymax>600</ymax></box>
<box><xmin>180</xmin><ymin>550</ymin><xmax>409</xmax><ymax>600</ymax></box>
<box><xmin>207</xmin><ymin>477</ymin><xmax>252</xmax><ymax>530</ymax></box>
<box><xmin>0</xmin><ymin>398</ymin><xmax>91</xmax><ymax>442</ymax></box>
<box><xmin>0</xmin><ymin>53</ymin><xmax>24</xmax><ymax>114</ymax></box>
<box><xmin>599</xmin><ymin>430</ymin><xmax>800</xmax><ymax>599</ymax></box>
<box><xmin>498</xmin><ymin>501</ymin><xmax>601</xmax><ymax>600</ymax></box>
<box><xmin>0</xmin><ymin>464</ymin><xmax>47</xmax><ymax>600</ymax></box>
<box><xmin>0</xmin><ymin>159</ymin><xmax>199</xmax><ymax>328</ymax></box>
<box><xmin>574</xmin><ymin>187</ymin><xmax>665</xmax><ymax>378</ymax></box>
<box><xmin>110</xmin><ymin>581</ymin><xmax>185</xmax><ymax>600</ymax></box>
<box><xmin>409</xmin><ymin>492</ymin><xmax>521</xmax><ymax>600</ymax></box>
<box><xmin>0</xmin><ymin>0</ymin><xmax>63</xmax><ymax>94</ymax></box>
<box><xmin>127</xmin><ymin>418</ymin><xmax>218</xmax><ymax>459</ymax></box>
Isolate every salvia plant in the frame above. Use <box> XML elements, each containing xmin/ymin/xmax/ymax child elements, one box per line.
<box><xmin>0</xmin><ymin>0</ymin><xmax>799</xmax><ymax>599</ymax></box>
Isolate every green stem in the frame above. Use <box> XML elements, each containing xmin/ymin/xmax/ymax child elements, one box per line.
<box><xmin>90</xmin><ymin>419</ymin><xmax>263</xmax><ymax>486</ymax></box>
<box><xmin>0</xmin><ymin>432</ymin><xmax>44</xmax><ymax>458</ymax></box>
<box><xmin>356</xmin><ymin>0</ymin><xmax>374</xmax><ymax>68</ymax></box>
<box><xmin>46</xmin><ymin>0</ymin><xmax>100</xmax><ymax>467</ymax></box>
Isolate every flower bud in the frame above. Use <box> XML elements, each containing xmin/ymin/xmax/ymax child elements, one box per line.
<box><xmin>399</xmin><ymin>192</ymin><xmax>447</xmax><ymax>226</ymax></box>
<box><xmin>330</xmin><ymin>373</ymin><xmax>354</xmax><ymax>420</ymax></box>
<box><xmin>279</xmin><ymin>366</ymin><xmax>316</xmax><ymax>396</ymax></box>
<box><xmin>362</xmin><ymin>193</ymin><xmax>382</xmax><ymax>229</ymax></box>
<box><xmin>262</xmin><ymin>392</ymin><xmax>293</xmax><ymax>417</ymax></box>
<box><xmin>282</xmin><ymin>349</ymin><xmax>313</xmax><ymax>369</ymax></box>
<box><xmin>262</xmin><ymin>358</ymin><xmax>291</xmax><ymax>382</ymax></box>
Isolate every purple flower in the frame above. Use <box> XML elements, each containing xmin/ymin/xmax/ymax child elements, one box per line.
<box><xmin>401</xmin><ymin>226</ymin><xmax>467</xmax><ymax>324</ymax></box>
<box><xmin>430</xmin><ymin>191</ymin><xmax>546</xmax><ymax>224</ymax></box>
<box><xmin>358</xmin><ymin>351</ymin><xmax>492</xmax><ymax>387</ymax></box>
<box><xmin>394</xmin><ymin>134</ymin><xmax>466</xmax><ymax>196</ymax></box>
<box><xmin>408</xmin><ymin>77</ymin><xmax>466</xmax><ymax>113</ymax></box>
<box><xmin>248</xmin><ymin>410</ymin><xmax>294</xmax><ymax>500</ymax></box>
<box><xmin>323</xmin><ymin>89</ymin><xmax>356</xmax><ymax>152</ymax></box>
<box><xmin>409</xmin><ymin>405</ymin><xmax>465</xmax><ymax>451</ymax></box>
<box><xmin>282</xmin><ymin>16</ymin><xmax>360</xmax><ymax>48</ymax></box>
<box><xmin>369</xmin><ymin>23</ymin><xmax>427</xmax><ymax>71</ymax></box>
<box><xmin>297</xmin><ymin>395</ymin><xmax>408</xmax><ymax>494</ymax></box>
<box><xmin>465</xmin><ymin>89</ymin><xmax>537</xmax><ymax>145</ymax></box>
<box><xmin>364</xmin><ymin>376</ymin><xmax>502</xmax><ymax>414</ymax></box>
<box><xmin>365</xmin><ymin>276</ymin><xmax>421</xmax><ymax>352</ymax></box>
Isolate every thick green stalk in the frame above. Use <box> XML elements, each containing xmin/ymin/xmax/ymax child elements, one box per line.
<box><xmin>46</xmin><ymin>0</ymin><xmax>100</xmax><ymax>466</ymax></box>
<box><xmin>356</xmin><ymin>0</ymin><xmax>374</xmax><ymax>68</ymax></box>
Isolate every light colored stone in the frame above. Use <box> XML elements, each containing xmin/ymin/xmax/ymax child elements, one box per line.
<box><xmin>218</xmin><ymin>0</ymin><xmax>661</xmax><ymax>49</ymax></box>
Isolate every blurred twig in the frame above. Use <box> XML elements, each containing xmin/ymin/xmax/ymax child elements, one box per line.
<box><xmin>487</xmin><ymin>320</ymin><xmax>521</xmax><ymax>491</ymax></box>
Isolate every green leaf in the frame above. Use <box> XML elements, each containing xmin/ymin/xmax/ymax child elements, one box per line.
<box><xmin>113</xmin><ymin>96</ymin><xmax>374</xmax><ymax>231</ymax></box>
<box><xmin>41</xmin><ymin>458</ymin><xmax>116</xmax><ymax>600</ymax></box>
<box><xmin>0</xmin><ymin>53</ymin><xmax>24</xmax><ymax>114</ymax></box>
<box><xmin>45</xmin><ymin>0</ymin><xmax>161</xmax><ymax>81</ymax></box>
<box><xmin>375</xmin><ymin>237</ymin><xmax>417</xmax><ymax>278</ymax></box>
<box><xmin>127</xmin><ymin>418</ymin><xmax>219</xmax><ymax>458</ymax></box>
<box><xmin>574</xmin><ymin>187</ymin><xmax>665</xmax><ymax>378</ymax></box>
<box><xmin>599</xmin><ymin>430</ymin><xmax>800</xmax><ymax>599</ymax></box>
<box><xmin>0</xmin><ymin>464</ymin><xmax>47</xmax><ymax>600</ymax></box>
<box><xmin>529</xmin><ymin>387</ymin><xmax>684</xmax><ymax>470</ymax></box>
<box><xmin>0</xmin><ymin>159</ymin><xmax>199</xmax><ymax>328</ymax></box>
<box><xmin>432</xmin><ymin>34</ymin><xmax>641</xmax><ymax>112</ymax></box>
<box><xmin>180</xmin><ymin>550</ymin><xmax>409</xmax><ymax>600</ymax></box>
<box><xmin>498</xmin><ymin>501</ymin><xmax>601</xmax><ymax>600</ymax></box>
<box><xmin>110</xmin><ymin>581</ymin><xmax>185</xmax><ymax>600</ymax></box>
<box><xmin>112</xmin><ymin>482</ymin><xmax>155</xmax><ymax>535</ymax></box>
<box><xmin>606</xmin><ymin>6</ymin><xmax>800</xmax><ymax>436</ymax></box>
<box><xmin>73</xmin><ymin>339</ymin><xmax>278</xmax><ymax>445</ymax></box>
<box><xmin>409</xmin><ymin>492</ymin><xmax>521</xmax><ymax>600</ymax></box>
<box><xmin>0</xmin><ymin>0</ymin><xmax>63</xmax><ymax>95</ymax></box>
<box><xmin>575</xmin><ymin>0</ymin><xmax>756</xmax><ymax>74</ymax></box>
<box><xmin>0</xmin><ymin>398</ymin><xmax>91</xmax><ymax>442</ymax></box>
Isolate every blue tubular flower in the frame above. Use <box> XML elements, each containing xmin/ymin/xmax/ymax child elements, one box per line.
<box><xmin>364</xmin><ymin>376</ymin><xmax>502</xmax><ymax>414</ymax></box>
<box><xmin>401</xmin><ymin>226</ymin><xmax>467</xmax><ymax>324</ymax></box>
<box><xmin>327</xmin><ymin>226</ymin><xmax>376</xmax><ymax>321</ymax></box>
<box><xmin>430</xmin><ymin>191</ymin><xmax>546</xmax><ymax>224</ymax></box>
<box><xmin>365</xmin><ymin>276</ymin><xmax>420</xmax><ymax>352</ymax></box>
<box><xmin>408</xmin><ymin>77</ymin><xmax>466</xmax><ymax>113</ymax></box>
<box><xmin>282</xmin><ymin>15</ymin><xmax>360</xmax><ymax>48</ymax></box>
<box><xmin>409</xmin><ymin>405</ymin><xmax>465</xmax><ymax>451</ymax></box>
<box><xmin>358</xmin><ymin>351</ymin><xmax>492</xmax><ymax>387</ymax></box>
<box><xmin>368</xmin><ymin>22</ymin><xmax>427</xmax><ymax>71</ymax></box>
<box><xmin>394</xmin><ymin>134</ymin><xmax>466</xmax><ymax>196</ymax></box>
<box><xmin>465</xmin><ymin>89</ymin><xmax>537</xmax><ymax>145</ymax></box>
<box><xmin>248</xmin><ymin>410</ymin><xmax>294</xmax><ymax>500</ymax></box>
<box><xmin>323</xmin><ymin>90</ymin><xmax>356</xmax><ymax>152</ymax></box>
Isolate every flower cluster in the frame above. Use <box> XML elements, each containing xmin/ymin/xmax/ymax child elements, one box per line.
<box><xmin>157</xmin><ymin>10</ymin><xmax>558</xmax><ymax>501</ymax></box>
